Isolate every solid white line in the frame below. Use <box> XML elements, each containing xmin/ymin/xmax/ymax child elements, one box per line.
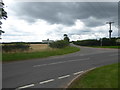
<box><xmin>39</xmin><ymin>79</ymin><xmax>54</xmax><ymax>84</ymax></box>
<box><xmin>58</xmin><ymin>75</ymin><xmax>70</xmax><ymax>79</ymax></box>
<box><xmin>33</xmin><ymin>58</ymin><xmax>90</xmax><ymax>67</ymax></box>
<box><xmin>16</xmin><ymin>84</ymin><xmax>35</xmax><ymax>90</ymax></box>
<box><xmin>73</xmin><ymin>71</ymin><xmax>84</xmax><ymax>75</ymax></box>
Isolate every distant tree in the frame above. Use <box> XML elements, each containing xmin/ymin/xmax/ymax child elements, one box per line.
<box><xmin>64</xmin><ymin>34</ymin><xmax>67</xmax><ymax>37</ymax></box>
<box><xmin>63</xmin><ymin>34</ymin><xmax>70</xmax><ymax>42</ymax></box>
<box><xmin>49</xmin><ymin>40</ymin><xmax>69</xmax><ymax>48</ymax></box>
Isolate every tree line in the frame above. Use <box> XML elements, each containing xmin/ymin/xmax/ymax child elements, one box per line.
<box><xmin>72</xmin><ymin>37</ymin><xmax>120</xmax><ymax>46</ymax></box>
<box><xmin>2</xmin><ymin>34</ymin><xmax>70</xmax><ymax>52</ymax></box>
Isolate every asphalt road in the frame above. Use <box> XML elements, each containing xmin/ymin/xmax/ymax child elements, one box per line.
<box><xmin>2</xmin><ymin>44</ymin><xmax>118</xmax><ymax>89</ymax></box>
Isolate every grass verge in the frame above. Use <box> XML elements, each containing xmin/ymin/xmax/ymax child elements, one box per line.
<box><xmin>69</xmin><ymin>63</ymin><xmax>118</xmax><ymax>88</ymax></box>
<box><xmin>2</xmin><ymin>46</ymin><xmax>80</xmax><ymax>62</ymax></box>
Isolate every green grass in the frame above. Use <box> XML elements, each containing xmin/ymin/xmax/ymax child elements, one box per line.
<box><xmin>91</xmin><ymin>46</ymin><xmax>120</xmax><ymax>49</ymax></box>
<box><xmin>2</xmin><ymin>46</ymin><xmax>80</xmax><ymax>62</ymax></box>
<box><xmin>69</xmin><ymin>63</ymin><xmax>118</xmax><ymax>88</ymax></box>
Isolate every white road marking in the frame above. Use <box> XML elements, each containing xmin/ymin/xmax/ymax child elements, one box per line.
<box><xmin>58</xmin><ymin>75</ymin><xmax>70</xmax><ymax>79</ymax></box>
<box><xmin>16</xmin><ymin>84</ymin><xmax>35</xmax><ymax>90</ymax></box>
<box><xmin>33</xmin><ymin>64</ymin><xmax>47</xmax><ymax>67</ymax></box>
<box><xmin>73</xmin><ymin>71</ymin><xmax>84</xmax><ymax>75</ymax></box>
<box><xmin>33</xmin><ymin>58</ymin><xmax>90</xmax><ymax>67</ymax></box>
<box><xmin>15</xmin><ymin>67</ymin><xmax>97</xmax><ymax>89</ymax></box>
<box><xmin>39</xmin><ymin>79</ymin><xmax>54</xmax><ymax>84</ymax></box>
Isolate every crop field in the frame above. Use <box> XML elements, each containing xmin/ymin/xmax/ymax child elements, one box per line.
<box><xmin>29</xmin><ymin>44</ymin><xmax>54</xmax><ymax>52</ymax></box>
<box><xmin>2</xmin><ymin>46</ymin><xmax>80</xmax><ymax>62</ymax></box>
<box><xmin>2</xmin><ymin>44</ymin><xmax>56</xmax><ymax>53</ymax></box>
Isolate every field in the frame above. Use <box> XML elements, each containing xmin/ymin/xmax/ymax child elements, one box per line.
<box><xmin>2</xmin><ymin>44</ymin><xmax>55</xmax><ymax>53</ymax></box>
<box><xmin>69</xmin><ymin>63</ymin><xmax>118</xmax><ymax>88</ymax></box>
<box><xmin>2</xmin><ymin>44</ymin><xmax>80</xmax><ymax>62</ymax></box>
<box><xmin>29</xmin><ymin>44</ymin><xmax>56</xmax><ymax>52</ymax></box>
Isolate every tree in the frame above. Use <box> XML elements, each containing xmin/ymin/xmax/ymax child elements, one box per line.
<box><xmin>0</xmin><ymin>1</ymin><xmax>7</xmax><ymax>19</ymax></box>
<box><xmin>0</xmin><ymin>0</ymin><xmax>7</xmax><ymax>39</ymax></box>
<box><xmin>49</xmin><ymin>40</ymin><xmax>69</xmax><ymax>48</ymax></box>
<box><xmin>63</xmin><ymin>34</ymin><xmax>70</xmax><ymax>42</ymax></box>
<box><xmin>0</xmin><ymin>30</ymin><xmax>4</xmax><ymax>34</ymax></box>
<box><xmin>64</xmin><ymin>34</ymin><xmax>67</xmax><ymax>37</ymax></box>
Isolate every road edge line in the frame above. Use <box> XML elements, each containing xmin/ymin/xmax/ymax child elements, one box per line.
<box><xmin>65</xmin><ymin>67</ymin><xmax>96</xmax><ymax>88</ymax></box>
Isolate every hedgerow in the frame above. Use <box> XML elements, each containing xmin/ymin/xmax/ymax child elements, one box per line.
<box><xmin>49</xmin><ymin>40</ymin><xmax>69</xmax><ymax>48</ymax></box>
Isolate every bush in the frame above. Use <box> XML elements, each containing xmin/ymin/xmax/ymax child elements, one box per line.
<box><xmin>2</xmin><ymin>43</ymin><xmax>30</xmax><ymax>52</ymax></box>
<box><xmin>49</xmin><ymin>40</ymin><xmax>69</xmax><ymax>48</ymax></box>
<box><xmin>101</xmin><ymin>38</ymin><xmax>117</xmax><ymax>46</ymax></box>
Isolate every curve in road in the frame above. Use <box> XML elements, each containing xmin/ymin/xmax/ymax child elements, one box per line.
<box><xmin>2</xmin><ymin>44</ymin><xmax>118</xmax><ymax>89</ymax></box>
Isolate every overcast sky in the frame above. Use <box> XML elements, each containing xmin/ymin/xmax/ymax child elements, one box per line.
<box><xmin>1</xmin><ymin>0</ymin><xmax>119</xmax><ymax>42</ymax></box>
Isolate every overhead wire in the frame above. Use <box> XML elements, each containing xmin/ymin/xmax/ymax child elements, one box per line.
<box><xmin>97</xmin><ymin>1</ymin><xmax>119</xmax><ymax>37</ymax></box>
<box><xmin>86</xmin><ymin>2</ymin><xmax>107</xmax><ymax>38</ymax></box>
<box><xmin>86</xmin><ymin>1</ymin><xmax>118</xmax><ymax>38</ymax></box>
<box><xmin>96</xmin><ymin>1</ymin><xmax>118</xmax><ymax>29</ymax></box>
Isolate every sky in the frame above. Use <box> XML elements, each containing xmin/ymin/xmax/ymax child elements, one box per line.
<box><xmin>0</xmin><ymin>0</ymin><xmax>119</xmax><ymax>42</ymax></box>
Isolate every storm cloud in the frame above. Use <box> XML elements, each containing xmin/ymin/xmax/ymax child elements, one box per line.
<box><xmin>13</xmin><ymin>2</ymin><xmax>118</xmax><ymax>26</ymax></box>
<box><xmin>1</xmin><ymin>1</ymin><xmax>118</xmax><ymax>42</ymax></box>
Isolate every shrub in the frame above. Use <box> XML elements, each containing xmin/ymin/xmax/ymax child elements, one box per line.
<box><xmin>101</xmin><ymin>38</ymin><xmax>117</xmax><ymax>46</ymax></box>
<box><xmin>73</xmin><ymin>39</ymin><xmax>100</xmax><ymax>46</ymax></box>
<box><xmin>2</xmin><ymin>43</ymin><xmax>30</xmax><ymax>52</ymax></box>
<box><xmin>49</xmin><ymin>40</ymin><xmax>69</xmax><ymax>48</ymax></box>
<box><xmin>73</xmin><ymin>37</ymin><xmax>119</xmax><ymax>46</ymax></box>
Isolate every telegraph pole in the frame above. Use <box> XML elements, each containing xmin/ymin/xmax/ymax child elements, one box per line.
<box><xmin>106</xmin><ymin>22</ymin><xmax>114</xmax><ymax>39</ymax></box>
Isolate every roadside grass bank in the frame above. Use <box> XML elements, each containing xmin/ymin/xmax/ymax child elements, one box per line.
<box><xmin>2</xmin><ymin>44</ymin><xmax>51</xmax><ymax>53</ymax></box>
<box><xmin>90</xmin><ymin>46</ymin><xmax>120</xmax><ymax>49</ymax></box>
<box><xmin>2</xmin><ymin>46</ymin><xmax>80</xmax><ymax>62</ymax></box>
<box><xmin>69</xmin><ymin>63</ymin><xmax>118</xmax><ymax>88</ymax></box>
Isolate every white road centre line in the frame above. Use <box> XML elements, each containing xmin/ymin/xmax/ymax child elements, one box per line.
<box><xmin>39</xmin><ymin>79</ymin><xmax>55</xmax><ymax>84</ymax></box>
<box><xmin>73</xmin><ymin>71</ymin><xmax>84</xmax><ymax>75</ymax></box>
<box><xmin>33</xmin><ymin>64</ymin><xmax>48</xmax><ymax>67</ymax></box>
<box><xmin>58</xmin><ymin>75</ymin><xmax>70</xmax><ymax>79</ymax></box>
<box><xmin>16</xmin><ymin>84</ymin><xmax>35</xmax><ymax>90</ymax></box>
<box><xmin>33</xmin><ymin>58</ymin><xmax>90</xmax><ymax>67</ymax></box>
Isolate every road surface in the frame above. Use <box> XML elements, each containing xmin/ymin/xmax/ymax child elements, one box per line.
<box><xmin>2</xmin><ymin>45</ymin><xmax>118</xmax><ymax>89</ymax></box>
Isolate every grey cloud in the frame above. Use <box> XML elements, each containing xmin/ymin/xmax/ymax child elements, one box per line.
<box><xmin>13</xmin><ymin>2</ymin><xmax>117</xmax><ymax>26</ymax></box>
<box><xmin>81</xmin><ymin>17</ymin><xmax>105</xmax><ymax>27</ymax></box>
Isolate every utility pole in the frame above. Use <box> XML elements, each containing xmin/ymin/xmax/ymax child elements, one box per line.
<box><xmin>100</xmin><ymin>38</ymin><xmax>102</xmax><ymax>46</ymax></box>
<box><xmin>106</xmin><ymin>22</ymin><xmax>114</xmax><ymax>39</ymax></box>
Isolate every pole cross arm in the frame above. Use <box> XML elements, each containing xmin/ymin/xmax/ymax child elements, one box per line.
<box><xmin>106</xmin><ymin>22</ymin><xmax>114</xmax><ymax>24</ymax></box>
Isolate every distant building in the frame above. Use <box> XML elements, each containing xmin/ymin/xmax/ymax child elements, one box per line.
<box><xmin>42</xmin><ymin>40</ymin><xmax>54</xmax><ymax>44</ymax></box>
